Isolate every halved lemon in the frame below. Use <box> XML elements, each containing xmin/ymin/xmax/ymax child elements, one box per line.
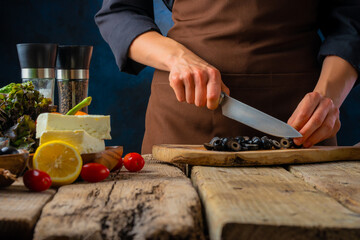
<box><xmin>33</xmin><ymin>140</ymin><xmax>83</xmax><ymax>186</ymax></box>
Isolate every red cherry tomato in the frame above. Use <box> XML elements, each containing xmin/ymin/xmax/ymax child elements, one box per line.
<box><xmin>111</xmin><ymin>157</ymin><xmax>123</xmax><ymax>172</ymax></box>
<box><xmin>81</xmin><ymin>163</ymin><xmax>110</xmax><ymax>183</ymax></box>
<box><xmin>123</xmin><ymin>153</ymin><xmax>145</xmax><ymax>172</ymax></box>
<box><xmin>23</xmin><ymin>169</ymin><xmax>52</xmax><ymax>192</ymax></box>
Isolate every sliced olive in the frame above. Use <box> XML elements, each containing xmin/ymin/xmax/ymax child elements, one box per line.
<box><xmin>244</xmin><ymin>143</ymin><xmax>259</xmax><ymax>150</ymax></box>
<box><xmin>1</xmin><ymin>146</ymin><xmax>19</xmax><ymax>155</ymax></box>
<box><xmin>227</xmin><ymin>140</ymin><xmax>241</xmax><ymax>151</ymax></box>
<box><xmin>261</xmin><ymin>136</ymin><xmax>273</xmax><ymax>150</ymax></box>
<box><xmin>271</xmin><ymin>140</ymin><xmax>281</xmax><ymax>149</ymax></box>
<box><xmin>220</xmin><ymin>138</ymin><xmax>230</xmax><ymax>151</ymax></box>
<box><xmin>213</xmin><ymin>139</ymin><xmax>225</xmax><ymax>151</ymax></box>
<box><xmin>280</xmin><ymin>138</ymin><xmax>292</xmax><ymax>148</ymax></box>
<box><xmin>203</xmin><ymin>143</ymin><xmax>214</xmax><ymax>150</ymax></box>
<box><xmin>289</xmin><ymin>138</ymin><xmax>295</xmax><ymax>147</ymax></box>
<box><xmin>251</xmin><ymin>136</ymin><xmax>263</xmax><ymax>148</ymax></box>
<box><xmin>234</xmin><ymin>136</ymin><xmax>245</xmax><ymax>144</ymax></box>
<box><xmin>210</xmin><ymin>137</ymin><xmax>221</xmax><ymax>145</ymax></box>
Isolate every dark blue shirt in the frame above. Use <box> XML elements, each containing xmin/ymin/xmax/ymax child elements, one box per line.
<box><xmin>95</xmin><ymin>0</ymin><xmax>360</xmax><ymax>76</ymax></box>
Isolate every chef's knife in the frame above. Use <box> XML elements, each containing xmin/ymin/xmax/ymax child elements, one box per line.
<box><xmin>219</xmin><ymin>92</ymin><xmax>302</xmax><ymax>138</ymax></box>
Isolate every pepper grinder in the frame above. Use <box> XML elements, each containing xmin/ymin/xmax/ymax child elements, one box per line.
<box><xmin>56</xmin><ymin>45</ymin><xmax>93</xmax><ymax>114</ymax></box>
<box><xmin>16</xmin><ymin>43</ymin><xmax>57</xmax><ymax>103</ymax></box>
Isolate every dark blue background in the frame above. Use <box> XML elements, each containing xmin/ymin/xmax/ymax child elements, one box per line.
<box><xmin>0</xmin><ymin>0</ymin><xmax>359</xmax><ymax>153</ymax></box>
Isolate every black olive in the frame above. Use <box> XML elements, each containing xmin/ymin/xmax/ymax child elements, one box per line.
<box><xmin>244</xmin><ymin>143</ymin><xmax>259</xmax><ymax>150</ymax></box>
<box><xmin>203</xmin><ymin>143</ymin><xmax>214</xmax><ymax>150</ymax></box>
<box><xmin>234</xmin><ymin>136</ymin><xmax>244</xmax><ymax>143</ymax></box>
<box><xmin>234</xmin><ymin>136</ymin><xmax>245</xmax><ymax>144</ymax></box>
<box><xmin>251</xmin><ymin>136</ymin><xmax>263</xmax><ymax>148</ymax></box>
<box><xmin>210</xmin><ymin>137</ymin><xmax>221</xmax><ymax>145</ymax></box>
<box><xmin>1</xmin><ymin>146</ymin><xmax>19</xmax><ymax>155</ymax></box>
<box><xmin>213</xmin><ymin>139</ymin><xmax>225</xmax><ymax>151</ymax></box>
<box><xmin>261</xmin><ymin>136</ymin><xmax>269</xmax><ymax>141</ymax></box>
<box><xmin>220</xmin><ymin>138</ymin><xmax>230</xmax><ymax>151</ymax></box>
<box><xmin>280</xmin><ymin>138</ymin><xmax>292</xmax><ymax>148</ymax></box>
<box><xmin>261</xmin><ymin>136</ymin><xmax>273</xmax><ymax>150</ymax></box>
<box><xmin>227</xmin><ymin>140</ymin><xmax>241</xmax><ymax>151</ymax></box>
<box><xmin>271</xmin><ymin>140</ymin><xmax>281</xmax><ymax>149</ymax></box>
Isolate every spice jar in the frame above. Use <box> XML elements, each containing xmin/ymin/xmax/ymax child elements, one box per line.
<box><xmin>16</xmin><ymin>43</ymin><xmax>57</xmax><ymax>103</ymax></box>
<box><xmin>56</xmin><ymin>45</ymin><xmax>93</xmax><ymax>114</ymax></box>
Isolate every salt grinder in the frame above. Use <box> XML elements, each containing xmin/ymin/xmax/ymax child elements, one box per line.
<box><xmin>16</xmin><ymin>43</ymin><xmax>57</xmax><ymax>103</ymax></box>
<box><xmin>56</xmin><ymin>45</ymin><xmax>93</xmax><ymax>114</ymax></box>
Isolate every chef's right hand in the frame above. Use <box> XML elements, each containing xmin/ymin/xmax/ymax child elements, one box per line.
<box><xmin>168</xmin><ymin>51</ymin><xmax>230</xmax><ymax>110</ymax></box>
<box><xmin>127</xmin><ymin>31</ymin><xmax>229</xmax><ymax>109</ymax></box>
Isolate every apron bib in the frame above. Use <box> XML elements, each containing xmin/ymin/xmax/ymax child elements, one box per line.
<box><xmin>141</xmin><ymin>0</ymin><xmax>336</xmax><ymax>154</ymax></box>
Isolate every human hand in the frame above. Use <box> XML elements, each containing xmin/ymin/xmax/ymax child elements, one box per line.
<box><xmin>287</xmin><ymin>92</ymin><xmax>341</xmax><ymax>147</ymax></box>
<box><xmin>168</xmin><ymin>51</ymin><xmax>230</xmax><ymax>110</ymax></box>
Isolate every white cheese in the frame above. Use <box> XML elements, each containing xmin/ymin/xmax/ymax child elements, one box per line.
<box><xmin>40</xmin><ymin>130</ymin><xmax>105</xmax><ymax>154</ymax></box>
<box><xmin>36</xmin><ymin>113</ymin><xmax>111</xmax><ymax>139</ymax></box>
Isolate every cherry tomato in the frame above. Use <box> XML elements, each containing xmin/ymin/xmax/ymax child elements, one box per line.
<box><xmin>111</xmin><ymin>157</ymin><xmax>123</xmax><ymax>172</ymax></box>
<box><xmin>23</xmin><ymin>169</ymin><xmax>52</xmax><ymax>192</ymax></box>
<box><xmin>123</xmin><ymin>153</ymin><xmax>145</xmax><ymax>172</ymax></box>
<box><xmin>81</xmin><ymin>163</ymin><xmax>110</xmax><ymax>183</ymax></box>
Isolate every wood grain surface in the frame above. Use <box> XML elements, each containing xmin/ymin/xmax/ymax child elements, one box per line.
<box><xmin>0</xmin><ymin>179</ymin><xmax>56</xmax><ymax>239</ymax></box>
<box><xmin>191</xmin><ymin>166</ymin><xmax>360</xmax><ymax>240</ymax></box>
<box><xmin>153</xmin><ymin>144</ymin><xmax>360</xmax><ymax>166</ymax></box>
<box><xmin>290</xmin><ymin>161</ymin><xmax>360</xmax><ymax>214</ymax></box>
<box><xmin>33</xmin><ymin>155</ymin><xmax>204</xmax><ymax>240</ymax></box>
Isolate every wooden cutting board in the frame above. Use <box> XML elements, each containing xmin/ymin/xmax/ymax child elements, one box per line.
<box><xmin>152</xmin><ymin>144</ymin><xmax>360</xmax><ymax>166</ymax></box>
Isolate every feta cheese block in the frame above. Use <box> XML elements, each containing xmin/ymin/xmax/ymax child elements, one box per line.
<box><xmin>40</xmin><ymin>130</ymin><xmax>105</xmax><ymax>154</ymax></box>
<box><xmin>36</xmin><ymin>113</ymin><xmax>111</xmax><ymax>139</ymax></box>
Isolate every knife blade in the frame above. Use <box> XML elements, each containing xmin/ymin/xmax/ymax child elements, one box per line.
<box><xmin>219</xmin><ymin>92</ymin><xmax>302</xmax><ymax>138</ymax></box>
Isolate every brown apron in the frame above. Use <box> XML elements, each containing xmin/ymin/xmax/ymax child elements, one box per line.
<box><xmin>141</xmin><ymin>0</ymin><xmax>336</xmax><ymax>154</ymax></box>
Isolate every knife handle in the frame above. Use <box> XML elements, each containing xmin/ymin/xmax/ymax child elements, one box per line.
<box><xmin>218</xmin><ymin>91</ymin><xmax>226</xmax><ymax>106</ymax></box>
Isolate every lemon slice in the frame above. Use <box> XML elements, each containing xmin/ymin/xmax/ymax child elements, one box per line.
<box><xmin>33</xmin><ymin>140</ymin><xmax>83</xmax><ymax>186</ymax></box>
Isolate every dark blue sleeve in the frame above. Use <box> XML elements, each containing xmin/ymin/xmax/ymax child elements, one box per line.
<box><xmin>95</xmin><ymin>0</ymin><xmax>162</xmax><ymax>75</ymax></box>
<box><xmin>318</xmin><ymin>0</ymin><xmax>360</xmax><ymax>75</ymax></box>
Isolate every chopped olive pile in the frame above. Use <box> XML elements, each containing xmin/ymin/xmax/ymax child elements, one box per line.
<box><xmin>204</xmin><ymin>136</ymin><xmax>301</xmax><ymax>152</ymax></box>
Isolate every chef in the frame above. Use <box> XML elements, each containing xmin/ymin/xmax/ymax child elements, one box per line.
<box><xmin>95</xmin><ymin>0</ymin><xmax>360</xmax><ymax>154</ymax></box>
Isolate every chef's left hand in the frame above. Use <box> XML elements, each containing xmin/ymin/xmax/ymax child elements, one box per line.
<box><xmin>287</xmin><ymin>91</ymin><xmax>341</xmax><ymax>148</ymax></box>
<box><xmin>288</xmin><ymin>56</ymin><xmax>358</xmax><ymax>148</ymax></box>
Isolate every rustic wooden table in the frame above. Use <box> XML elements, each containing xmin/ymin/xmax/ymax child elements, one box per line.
<box><xmin>1</xmin><ymin>155</ymin><xmax>360</xmax><ymax>240</ymax></box>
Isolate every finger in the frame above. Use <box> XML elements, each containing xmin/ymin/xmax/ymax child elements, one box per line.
<box><xmin>194</xmin><ymin>69</ymin><xmax>207</xmax><ymax>107</ymax></box>
<box><xmin>169</xmin><ymin>72</ymin><xmax>185</xmax><ymax>102</ymax></box>
<box><xmin>206</xmin><ymin>68</ymin><xmax>222</xmax><ymax>109</ymax></box>
<box><xmin>302</xmin><ymin>110</ymin><xmax>338</xmax><ymax>147</ymax></box>
<box><xmin>288</xmin><ymin>92</ymin><xmax>322</xmax><ymax>131</ymax></box>
<box><xmin>297</xmin><ymin>97</ymin><xmax>334</xmax><ymax>144</ymax></box>
<box><xmin>182</xmin><ymin>71</ymin><xmax>195</xmax><ymax>104</ymax></box>
<box><xmin>221</xmin><ymin>81</ymin><xmax>230</xmax><ymax>96</ymax></box>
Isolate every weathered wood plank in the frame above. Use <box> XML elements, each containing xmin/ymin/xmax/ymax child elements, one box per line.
<box><xmin>0</xmin><ymin>179</ymin><xmax>56</xmax><ymax>239</ymax></box>
<box><xmin>34</xmin><ymin>155</ymin><xmax>204</xmax><ymax>240</ymax></box>
<box><xmin>290</xmin><ymin>161</ymin><xmax>360</xmax><ymax>214</ymax></box>
<box><xmin>191</xmin><ymin>166</ymin><xmax>360</xmax><ymax>240</ymax></box>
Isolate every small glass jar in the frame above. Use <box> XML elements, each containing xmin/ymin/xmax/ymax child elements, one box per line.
<box><xmin>57</xmin><ymin>72</ymin><xmax>89</xmax><ymax>114</ymax></box>
<box><xmin>16</xmin><ymin>43</ymin><xmax>57</xmax><ymax>104</ymax></box>
<box><xmin>21</xmin><ymin>70</ymin><xmax>55</xmax><ymax>103</ymax></box>
<box><xmin>56</xmin><ymin>45</ymin><xmax>93</xmax><ymax>114</ymax></box>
